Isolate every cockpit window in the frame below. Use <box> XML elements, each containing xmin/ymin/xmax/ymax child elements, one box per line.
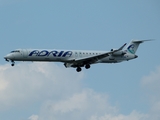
<box><xmin>11</xmin><ymin>50</ymin><xmax>20</xmax><ymax>53</ymax></box>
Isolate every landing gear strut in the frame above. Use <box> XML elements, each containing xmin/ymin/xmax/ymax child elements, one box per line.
<box><xmin>76</xmin><ymin>67</ymin><xmax>82</xmax><ymax>72</ymax></box>
<box><xmin>11</xmin><ymin>60</ymin><xmax>15</xmax><ymax>66</ymax></box>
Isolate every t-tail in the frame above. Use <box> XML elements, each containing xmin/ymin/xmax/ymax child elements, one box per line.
<box><xmin>126</xmin><ymin>39</ymin><xmax>153</xmax><ymax>54</ymax></box>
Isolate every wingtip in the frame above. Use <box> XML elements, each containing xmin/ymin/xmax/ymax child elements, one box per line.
<box><xmin>118</xmin><ymin>43</ymin><xmax>127</xmax><ymax>50</ymax></box>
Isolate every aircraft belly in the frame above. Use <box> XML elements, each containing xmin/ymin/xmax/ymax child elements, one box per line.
<box><xmin>15</xmin><ymin>55</ymin><xmax>70</xmax><ymax>62</ymax></box>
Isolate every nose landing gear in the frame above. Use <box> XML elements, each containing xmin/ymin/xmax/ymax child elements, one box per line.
<box><xmin>5</xmin><ymin>59</ymin><xmax>9</xmax><ymax>62</ymax></box>
<box><xmin>11</xmin><ymin>60</ymin><xmax>15</xmax><ymax>66</ymax></box>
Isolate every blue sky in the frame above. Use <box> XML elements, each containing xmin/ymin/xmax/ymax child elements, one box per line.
<box><xmin>0</xmin><ymin>0</ymin><xmax>160</xmax><ymax>120</ymax></box>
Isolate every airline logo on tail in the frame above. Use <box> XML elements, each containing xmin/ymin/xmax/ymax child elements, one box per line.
<box><xmin>127</xmin><ymin>44</ymin><xmax>135</xmax><ymax>54</ymax></box>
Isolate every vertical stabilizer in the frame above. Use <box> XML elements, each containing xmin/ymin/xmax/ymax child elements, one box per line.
<box><xmin>126</xmin><ymin>39</ymin><xmax>153</xmax><ymax>54</ymax></box>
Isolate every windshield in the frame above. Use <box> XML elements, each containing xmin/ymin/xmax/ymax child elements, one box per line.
<box><xmin>10</xmin><ymin>50</ymin><xmax>20</xmax><ymax>53</ymax></box>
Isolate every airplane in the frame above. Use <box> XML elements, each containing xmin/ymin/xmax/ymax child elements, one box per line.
<box><xmin>4</xmin><ymin>40</ymin><xmax>152</xmax><ymax>72</ymax></box>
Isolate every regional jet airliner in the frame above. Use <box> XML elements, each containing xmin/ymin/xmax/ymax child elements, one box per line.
<box><xmin>4</xmin><ymin>40</ymin><xmax>151</xmax><ymax>72</ymax></box>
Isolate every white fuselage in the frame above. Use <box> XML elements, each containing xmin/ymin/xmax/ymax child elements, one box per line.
<box><xmin>4</xmin><ymin>40</ymin><xmax>151</xmax><ymax>72</ymax></box>
<box><xmin>4</xmin><ymin>49</ymin><xmax>137</xmax><ymax>64</ymax></box>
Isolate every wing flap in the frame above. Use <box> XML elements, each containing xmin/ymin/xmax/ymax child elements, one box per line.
<box><xmin>74</xmin><ymin>52</ymin><xmax>110</xmax><ymax>64</ymax></box>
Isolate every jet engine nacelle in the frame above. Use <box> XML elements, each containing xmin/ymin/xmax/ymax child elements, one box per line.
<box><xmin>111</xmin><ymin>49</ymin><xmax>126</xmax><ymax>56</ymax></box>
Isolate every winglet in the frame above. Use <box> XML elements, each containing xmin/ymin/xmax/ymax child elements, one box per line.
<box><xmin>110</xmin><ymin>43</ymin><xmax>127</xmax><ymax>53</ymax></box>
<box><xmin>118</xmin><ymin>43</ymin><xmax>127</xmax><ymax>50</ymax></box>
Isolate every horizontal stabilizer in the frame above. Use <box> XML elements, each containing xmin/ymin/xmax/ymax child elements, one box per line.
<box><xmin>132</xmin><ymin>39</ymin><xmax>154</xmax><ymax>43</ymax></box>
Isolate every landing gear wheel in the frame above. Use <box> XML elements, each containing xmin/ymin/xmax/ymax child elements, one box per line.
<box><xmin>11</xmin><ymin>60</ymin><xmax>15</xmax><ymax>67</ymax></box>
<box><xmin>85</xmin><ymin>64</ymin><xmax>90</xmax><ymax>69</ymax></box>
<box><xmin>76</xmin><ymin>67</ymin><xmax>82</xmax><ymax>72</ymax></box>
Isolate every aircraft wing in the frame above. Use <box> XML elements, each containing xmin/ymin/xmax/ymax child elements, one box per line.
<box><xmin>73</xmin><ymin>52</ymin><xmax>111</xmax><ymax>64</ymax></box>
<box><xmin>68</xmin><ymin>43</ymin><xmax>127</xmax><ymax>66</ymax></box>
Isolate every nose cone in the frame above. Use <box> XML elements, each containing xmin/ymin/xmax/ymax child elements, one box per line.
<box><xmin>4</xmin><ymin>54</ymin><xmax>13</xmax><ymax>60</ymax></box>
<box><xmin>4</xmin><ymin>55</ymin><xmax>7</xmax><ymax>59</ymax></box>
<box><xmin>135</xmin><ymin>55</ymin><xmax>138</xmax><ymax>58</ymax></box>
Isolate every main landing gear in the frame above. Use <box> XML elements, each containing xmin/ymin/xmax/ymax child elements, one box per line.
<box><xmin>76</xmin><ymin>67</ymin><xmax>82</xmax><ymax>72</ymax></box>
<box><xmin>76</xmin><ymin>64</ymin><xmax>91</xmax><ymax>72</ymax></box>
<box><xmin>85</xmin><ymin>64</ymin><xmax>90</xmax><ymax>69</ymax></box>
